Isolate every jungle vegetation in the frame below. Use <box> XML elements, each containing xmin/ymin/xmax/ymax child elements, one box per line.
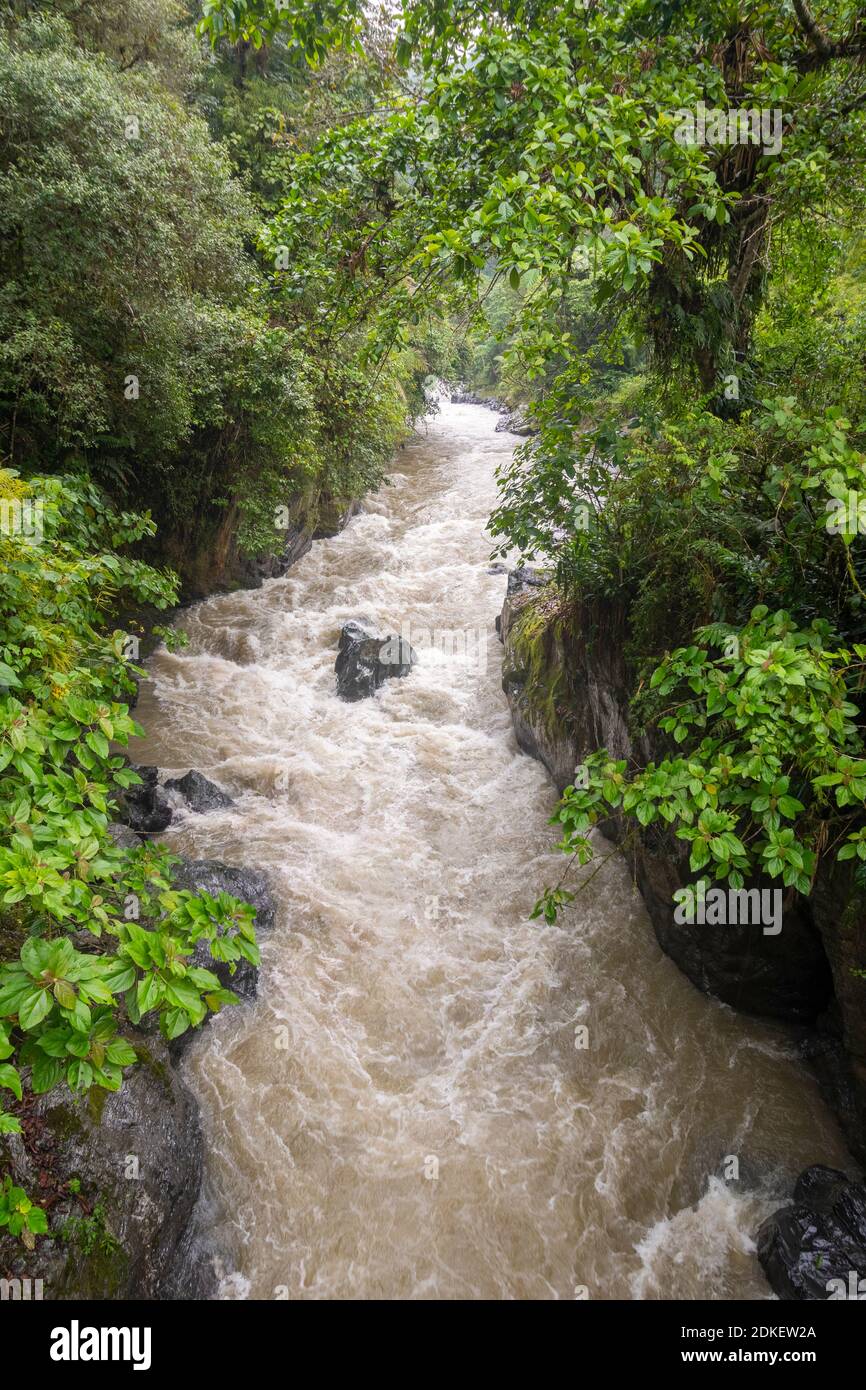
<box><xmin>0</xmin><ymin>0</ymin><xmax>865</xmax><ymax>1249</ymax></box>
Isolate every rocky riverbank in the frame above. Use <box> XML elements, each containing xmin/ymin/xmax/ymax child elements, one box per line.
<box><xmin>497</xmin><ymin>566</ymin><xmax>866</xmax><ymax>1299</ymax></box>
<box><xmin>151</xmin><ymin>486</ymin><xmax>365</xmax><ymax>602</ymax></box>
<box><xmin>0</xmin><ymin>491</ymin><xmax>368</xmax><ymax>1300</ymax></box>
<box><xmin>0</xmin><ymin>830</ymin><xmax>276</xmax><ymax>1301</ymax></box>
<box><xmin>448</xmin><ymin>390</ymin><xmax>537</xmax><ymax>436</ymax></box>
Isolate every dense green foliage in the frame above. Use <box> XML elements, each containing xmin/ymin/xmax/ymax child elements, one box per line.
<box><xmin>0</xmin><ymin>3</ymin><xmax>437</xmax><ymax>578</ymax></box>
<box><xmin>2</xmin><ymin>0</ymin><xmax>866</xmax><ymax>1261</ymax></box>
<box><xmin>0</xmin><ymin>468</ymin><xmax>260</xmax><ymax>1245</ymax></box>
<box><xmin>207</xmin><ymin>0</ymin><xmax>865</xmax><ymax>909</ymax></box>
<box><xmin>0</xmin><ymin>0</ymin><xmax>439</xmax><ymax>1255</ymax></box>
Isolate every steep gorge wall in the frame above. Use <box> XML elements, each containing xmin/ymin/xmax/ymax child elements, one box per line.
<box><xmin>152</xmin><ymin>488</ymin><xmax>362</xmax><ymax>602</ymax></box>
<box><xmin>0</xmin><ymin>492</ymin><xmax>366</xmax><ymax>1298</ymax></box>
<box><xmin>498</xmin><ymin>568</ymin><xmax>866</xmax><ymax>1168</ymax></box>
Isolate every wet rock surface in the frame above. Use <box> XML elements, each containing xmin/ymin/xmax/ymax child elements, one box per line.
<box><xmin>314</xmin><ymin>498</ymin><xmax>362</xmax><ymax>539</ymax></box>
<box><xmin>757</xmin><ymin>1165</ymin><xmax>866</xmax><ymax>1300</ymax></box>
<box><xmin>448</xmin><ymin>390</ymin><xmax>503</xmax><ymax>409</ymax></box>
<box><xmin>235</xmin><ymin>520</ymin><xmax>313</xmax><ymax>588</ymax></box>
<box><xmin>497</xmin><ymin>565</ymin><xmax>549</xmax><ymax>644</ymax></box>
<box><xmin>0</xmin><ymin>1036</ymin><xmax>204</xmax><ymax>1300</ymax></box>
<box><xmin>335</xmin><ymin>619</ymin><xmax>416</xmax><ymax>701</ymax></box>
<box><xmin>495</xmin><ymin>409</ymin><xmax>536</xmax><ymax>436</ymax></box>
<box><xmin>116</xmin><ymin>764</ymin><xmax>173</xmax><ymax>834</ymax></box>
<box><xmin>499</xmin><ymin>570</ymin><xmax>836</xmax><ymax>1020</ymax></box>
<box><xmin>171</xmin><ymin>858</ymin><xmax>277</xmax><ymax>1003</ymax></box>
<box><xmin>498</xmin><ymin>572</ymin><xmax>860</xmax><ymax>1099</ymax></box>
<box><xmin>165</xmin><ymin>769</ymin><xmax>235</xmax><ymax>813</ymax></box>
<box><xmin>0</xmin><ymin>853</ymin><xmax>276</xmax><ymax>1298</ymax></box>
<box><xmin>107</xmin><ymin>820</ymin><xmax>144</xmax><ymax>850</ymax></box>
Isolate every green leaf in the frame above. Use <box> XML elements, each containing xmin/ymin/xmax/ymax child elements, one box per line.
<box><xmin>0</xmin><ymin>1064</ymin><xmax>22</xmax><ymax>1101</ymax></box>
<box><xmin>161</xmin><ymin>1007</ymin><xmax>190</xmax><ymax>1041</ymax></box>
<box><xmin>30</xmin><ymin>1054</ymin><xmax>65</xmax><ymax>1094</ymax></box>
<box><xmin>53</xmin><ymin>979</ymin><xmax>77</xmax><ymax>1010</ymax></box>
<box><xmin>18</xmin><ymin>988</ymin><xmax>53</xmax><ymax>1030</ymax></box>
<box><xmin>66</xmin><ymin>1058</ymin><xmax>93</xmax><ymax>1092</ymax></box>
<box><xmin>85</xmin><ymin>730</ymin><xmax>110</xmax><ymax>759</ymax></box>
<box><xmin>105</xmin><ymin>1038</ymin><xmax>137</xmax><ymax>1067</ymax></box>
<box><xmin>26</xmin><ymin>1207</ymin><xmax>48</xmax><ymax>1234</ymax></box>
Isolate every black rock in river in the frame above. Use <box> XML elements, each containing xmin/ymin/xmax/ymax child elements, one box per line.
<box><xmin>335</xmin><ymin>619</ymin><xmax>416</xmax><ymax>701</ymax></box>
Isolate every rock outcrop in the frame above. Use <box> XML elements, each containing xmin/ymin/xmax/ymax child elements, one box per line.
<box><xmin>1</xmin><ymin>1036</ymin><xmax>205</xmax><ymax>1300</ymax></box>
<box><xmin>117</xmin><ymin>767</ymin><xmax>237</xmax><ymax>834</ymax></box>
<box><xmin>171</xmin><ymin>859</ymin><xmax>277</xmax><ymax>1003</ymax></box>
<box><xmin>757</xmin><ymin>1165</ymin><xmax>866</xmax><ymax>1300</ymax></box>
<box><xmin>497</xmin><ymin>569</ymin><xmax>865</xmax><ymax>1151</ymax></box>
<box><xmin>116</xmin><ymin>764</ymin><xmax>173</xmax><ymax>834</ymax></box>
<box><xmin>335</xmin><ymin>619</ymin><xmax>416</xmax><ymax>701</ymax></box>
<box><xmin>313</xmin><ymin>498</ymin><xmax>362</xmax><ymax>539</ymax></box>
<box><xmin>165</xmin><ymin>770</ymin><xmax>235</xmax><ymax>813</ymax></box>
<box><xmin>107</xmin><ymin>821</ymin><xmax>144</xmax><ymax>850</ymax></box>
<box><xmin>154</xmin><ymin>484</ymin><xmax>358</xmax><ymax>601</ymax></box>
<box><xmin>448</xmin><ymin>390</ymin><xmax>503</xmax><ymax>409</ymax></box>
<box><xmin>495</xmin><ymin>409</ymin><xmax>537</xmax><ymax>436</ymax></box>
<box><xmin>0</xmin><ymin>853</ymin><xmax>276</xmax><ymax>1298</ymax></box>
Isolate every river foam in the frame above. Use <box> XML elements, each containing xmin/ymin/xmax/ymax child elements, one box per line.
<box><xmin>131</xmin><ymin>403</ymin><xmax>849</xmax><ymax>1299</ymax></box>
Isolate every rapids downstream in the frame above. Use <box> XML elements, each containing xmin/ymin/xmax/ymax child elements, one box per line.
<box><xmin>132</xmin><ymin>403</ymin><xmax>849</xmax><ymax>1300</ymax></box>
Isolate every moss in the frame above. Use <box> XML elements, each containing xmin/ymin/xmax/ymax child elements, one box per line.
<box><xmin>130</xmin><ymin>1043</ymin><xmax>174</xmax><ymax>1097</ymax></box>
<box><xmin>509</xmin><ymin>587</ymin><xmax>577</xmax><ymax>736</ymax></box>
<box><xmin>77</xmin><ymin>1241</ymin><xmax>129</xmax><ymax>1299</ymax></box>
<box><xmin>43</xmin><ymin>1099</ymin><xmax>87</xmax><ymax>1143</ymax></box>
<box><xmin>59</xmin><ymin>1201</ymin><xmax>129</xmax><ymax>1298</ymax></box>
<box><xmin>86</xmin><ymin>1086</ymin><xmax>108</xmax><ymax>1127</ymax></box>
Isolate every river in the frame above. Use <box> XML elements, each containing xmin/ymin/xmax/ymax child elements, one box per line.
<box><xmin>131</xmin><ymin>402</ymin><xmax>849</xmax><ymax>1300</ymax></box>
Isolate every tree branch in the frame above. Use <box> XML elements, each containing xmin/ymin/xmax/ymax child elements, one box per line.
<box><xmin>793</xmin><ymin>0</ymin><xmax>866</xmax><ymax>71</ymax></box>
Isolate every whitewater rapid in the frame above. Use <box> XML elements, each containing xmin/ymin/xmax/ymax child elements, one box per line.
<box><xmin>132</xmin><ymin>403</ymin><xmax>849</xmax><ymax>1299</ymax></box>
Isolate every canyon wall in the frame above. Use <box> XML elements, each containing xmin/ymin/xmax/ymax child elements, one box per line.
<box><xmin>498</xmin><ymin>568</ymin><xmax>866</xmax><ymax>1168</ymax></box>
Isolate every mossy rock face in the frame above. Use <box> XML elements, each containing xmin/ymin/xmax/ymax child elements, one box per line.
<box><xmin>809</xmin><ymin>859</ymin><xmax>866</xmax><ymax>1165</ymax></box>
<box><xmin>0</xmin><ymin>1035</ymin><xmax>204</xmax><ymax>1299</ymax></box>
<box><xmin>497</xmin><ymin>568</ymin><xmax>866</xmax><ymax>1160</ymax></box>
<box><xmin>499</xmin><ymin>568</ymin><xmax>583</xmax><ymax>792</ymax></box>
<box><xmin>313</xmin><ymin>494</ymin><xmax>362</xmax><ymax>539</ymax></box>
<box><xmin>151</xmin><ymin>482</ymin><xmax>320</xmax><ymax>601</ymax></box>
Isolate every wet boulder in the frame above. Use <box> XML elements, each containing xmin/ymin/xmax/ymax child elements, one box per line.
<box><xmin>171</xmin><ymin>859</ymin><xmax>277</xmax><ymax>1002</ymax></box>
<box><xmin>313</xmin><ymin>498</ymin><xmax>362</xmax><ymax>539</ymax></box>
<box><xmin>449</xmin><ymin>390</ymin><xmax>503</xmax><ymax>409</ymax></box>
<box><xmin>107</xmin><ymin>821</ymin><xmax>144</xmax><ymax>850</ymax></box>
<box><xmin>495</xmin><ymin>409</ymin><xmax>537</xmax><ymax>436</ymax></box>
<box><xmin>757</xmin><ymin>1165</ymin><xmax>866</xmax><ymax>1300</ymax></box>
<box><xmin>164</xmin><ymin>769</ymin><xmax>235</xmax><ymax>813</ymax></box>
<box><xmin>497</xmin><ymin>565</ymin><xmax>549</xmax><ymax>642</ymax></box>
<box><xmin>115</xmin><ymin>764</ymin><xmax>172</xmax><ymax>834</ymax></box>
<box><xmin>335</xmin><ymin>619</ymin><xmax>416</xmax><ymax>701</ymax></box>
<box><xmin>0</xmin><ymin>1036</ymin><xmax>205</xmax><ymax>1299</ymax></box>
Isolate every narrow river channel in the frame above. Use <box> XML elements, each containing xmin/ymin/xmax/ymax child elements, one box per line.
<box><xmin>132</xmin><ymin>403</ymin><xmax>849</xmax><ymax>1299</ymax></box>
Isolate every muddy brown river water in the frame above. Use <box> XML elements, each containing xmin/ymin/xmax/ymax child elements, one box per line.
<box><xmin>131</xmin><ymin>403</ymin><xmax>849</xmax><ymax>1299</ymax></box>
